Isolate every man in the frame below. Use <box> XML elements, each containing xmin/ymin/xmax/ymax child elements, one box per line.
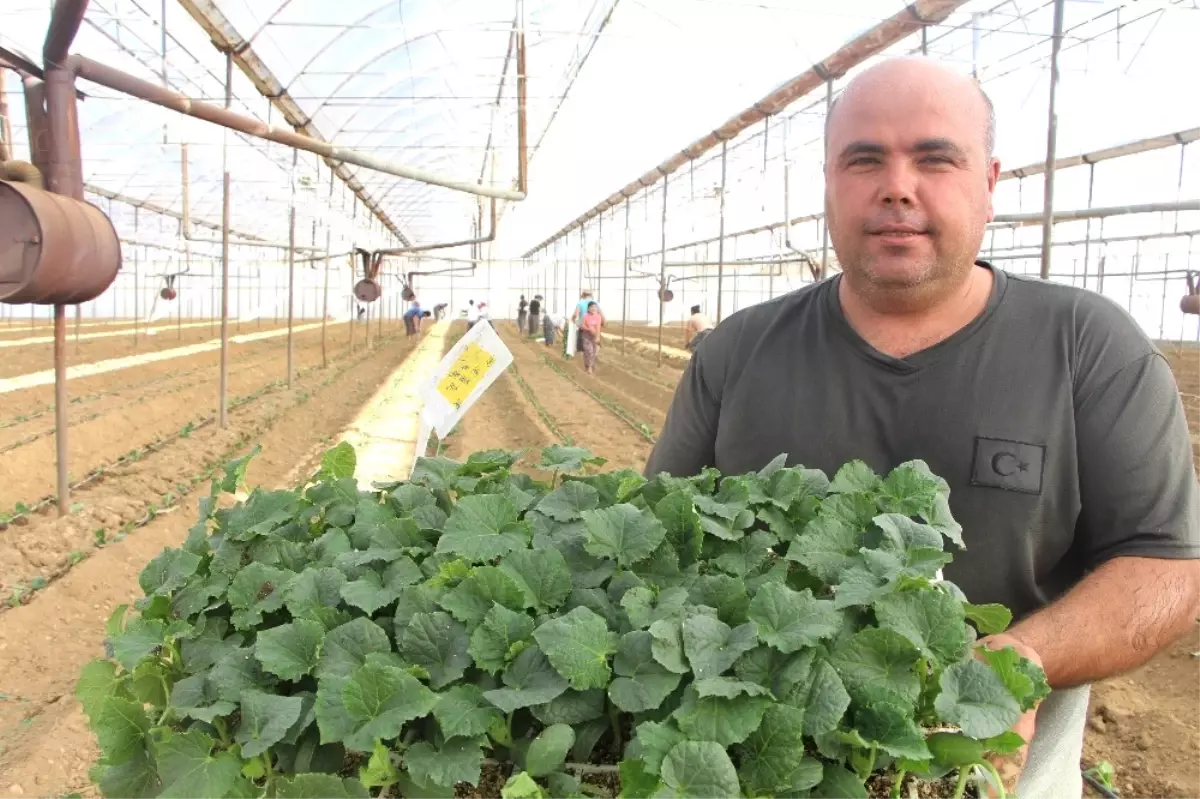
<box><xmin>465</xmin><ymin>299</ymin><xmax>480</xmax><ymax>329</ymax></box>
<box><xmin>528</xmin><ymin>295</ymin><xmax>542</xmax><ymax>336</ymax></box>
<box><xmin>403</xmin><ymin>299</ymin><xmax>422</xmax><ymax>336</ymax></box>
<box><xmin>684</xmin><ymin>304</ymin><xmax>713</xmax><ymax>352</ymax></box>
<box><xmin>644</xmin><ymin>57</ymin><xmax>1199</xmax><ymax>798</ymax></box>
<box><xmin>517</xmin><ymin>294</ymin><xmax>529</xmax><ymax>332</ymax></box>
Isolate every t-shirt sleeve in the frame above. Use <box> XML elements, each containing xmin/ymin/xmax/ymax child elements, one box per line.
<box><xmin>1075</xmin><ymin>351</ymin><xmax>1200</xmax><ymax>567</ymax></box>
<box><xmin>643</xmin><ymin>344</ymin><xmax>723</xmax><ymax>478</ymax></box>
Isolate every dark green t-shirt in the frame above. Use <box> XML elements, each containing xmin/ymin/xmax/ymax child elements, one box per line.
<box><xmin>644</xmin><ymin>263</ymin><xmax>1199</xmax><ymax>621</ymax></box>
<box><xmin>648</xmin><ymin>263</ymin><xmax>1200</xmax><ymax>791</ymax></box>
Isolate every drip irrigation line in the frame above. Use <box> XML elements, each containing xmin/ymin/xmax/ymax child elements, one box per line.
<box><xmin>1082</xmin><ymin>771</ymin><xmax>1121</xmax><ymax>799</ymax></box>
<box><xmin>533</xmin><ymin>350</ymin><xmax>657</xmax><ymax>444</ymax></box>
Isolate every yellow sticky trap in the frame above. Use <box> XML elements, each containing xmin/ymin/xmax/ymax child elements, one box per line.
<box><xmin>436</xmin><ymin>342</ymin><xmax>496</xmax><ymax>409</ymax></box>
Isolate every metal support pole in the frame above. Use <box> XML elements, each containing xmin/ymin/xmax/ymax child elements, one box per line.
<box><xmin>821</xmin><ymin>80</ymin><xmax>833</xmax><ymax>280</ymax></box>
<box><xmin>287</xmin><ymin>148</ymin><xmax>297</xmax><ymax>386</ymax></box>
<box><xmin>54</xmin><ymin>303</ymin><xmax>69</xmax><ymax>514</ymax></box>
<box><xmin>622</xmin><ymin>198</ymin><xmax>630</xmax><ymax>354</ymax></box>
<box><xmin>1082</xmin><ymin>162</ymin><xmax>1095</xmax><ymax>289</ymax></box>
<box><xmin>74</xmin><ymin>304</ymin><xmax>80</xmax><ymax>353</ymax></box>
<box><xmin>133</xmin><ymin>212</ymin><xmax>140</xmax><ymax>347</ymax></box>
<box><xmin>658</xmin><ymin>177</ymin><xmax>669</xmax><ymax>367</ymax></box>
<box><xmin>717</xmin><ymin>139</ymin><xmax>728</xmax><ymax>322</ymax></box>
<box><xmin>218</xmin><ymin>52</ymin><xmax>232</xmax><ymax>428</ymax></box>
<box><xmin>1040</xmin><ymin>0</ymin><xmax>1067</xmax><ymax>280</ymax></box>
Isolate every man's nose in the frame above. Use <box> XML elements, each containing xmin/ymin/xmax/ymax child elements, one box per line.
<box><xmin>879</xmin><ymin>162</ymin><xmax>918</xmax><ymax>207</ymax></box>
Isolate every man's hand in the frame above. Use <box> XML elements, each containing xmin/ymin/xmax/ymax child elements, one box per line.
<box><xmin>977</xmin><ymin>634</ymin><xmax>1042</xmax><ymax>797</ymax></box>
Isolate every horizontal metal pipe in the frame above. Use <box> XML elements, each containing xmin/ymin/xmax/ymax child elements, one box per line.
<box><xmin>523</xmin><ymin>0</ymin><xmax>967</xmax><ymax>256</ymax></box>
<box><xmin>991</xmin><ymin>200</ymin><xmax>1199</xmax><ymax>227</ymax></box>
<box><xmin>984</xmin><ymin>228</ymin><xmax>1199</xmax><ymax>260</ymax></box>
<box><xmin>663</xmin><ymin>255</ymin><xmax>815</xmax><ymax>267</ymax></box>
<box><xmin>1001</xmin><ymin>128</ymin><xmax>1199</xmax><ymax>180</ymax></box>
<box><xmin>72</xmin><ymin>55</ymin><xmax>526</xmax><ymax>202</ymax></box>
<box><xmin>85</xmin><ymin>181</ymin><xmax>268</xmax><ymax>241</ymax></box>
<box><xmin>377</xmin><ymin>198</ymin><xmax>497</xmax><ymax>254</ymax></box>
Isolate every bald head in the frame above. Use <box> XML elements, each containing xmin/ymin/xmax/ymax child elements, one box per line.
<box><xmin>825</xmin><ymin>57</ymin><xmax>995</xmax><ymax>158</ymax></box>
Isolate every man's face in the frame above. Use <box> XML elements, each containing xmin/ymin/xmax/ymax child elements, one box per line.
<box><xmin>824</xmin><ymin>64</ymin><xmax>999</xmax><ymax>296</ymax></box>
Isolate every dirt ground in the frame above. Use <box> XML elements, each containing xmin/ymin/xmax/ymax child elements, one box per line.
<box><xmin>0</xmin><ymin>317</ymin><xmax>1194</xmax><ymax>799</ymax></box>
<box><xmin>0</xmin><ymin>323</ymin><xmax>415</xmax><ymax>798</ymax></box>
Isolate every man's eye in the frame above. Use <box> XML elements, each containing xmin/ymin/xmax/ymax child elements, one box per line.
<box><xmin>921</xmin><ymin>155</ymin><xmax>953</xmax><ymax>165</ymax></box>
<box><xmin>848</xmin><ymin>156</ymin><xmax>880</xmax><ymax>166</ymax></box>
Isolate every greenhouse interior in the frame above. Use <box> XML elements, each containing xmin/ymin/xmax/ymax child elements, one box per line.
<box><xmin>0</xmin><ymin>1</ymin><xmax>1197</xmax><ymax>798</ymax></box>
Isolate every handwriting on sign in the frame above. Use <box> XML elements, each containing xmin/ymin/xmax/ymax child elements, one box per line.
<box><xmin>436</xmin><ymin>343</ymin><xmax>497</xmax><ymax>409</ymax></box>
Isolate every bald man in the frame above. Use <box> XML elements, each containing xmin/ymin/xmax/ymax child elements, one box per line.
<box><xmin>646</xmin><ymin>57</ymin><xmax>1198</xmax><ymax>797</ymax></box>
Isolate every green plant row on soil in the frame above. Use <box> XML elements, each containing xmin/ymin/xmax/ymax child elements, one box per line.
<box><xmin>76</xmin><ymin>440</ymin><xmax>1047</xmax><ymax>799</ymax></box>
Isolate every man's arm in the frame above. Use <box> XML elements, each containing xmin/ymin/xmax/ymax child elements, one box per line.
<box><xmin>1010</xmin><ymin>348</ymin><xmax>1200</xmax><ymax>686</ymax></box>
<box><xmin>1002</xmin><ymin>555</ymin><xmax>1199</xmax><ymax>688</ymax></box>
<box><xmin>643</xmin><ymin>339</ymin><xmax>724</xmax><ymax>478</ymax></box>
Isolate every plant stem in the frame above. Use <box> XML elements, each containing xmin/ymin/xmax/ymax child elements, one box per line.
<box><xmin>977</xmin><ymin>760</ymin><xmax>1008</xmax><ymax>799</ymax></box>
<box><xmin>261</xmin><ymin>752</ymin><xmax>275</xmax><ymax>791</ymax></box>
<box><xmin>214</xmin><ymin>717</ymin><xmax>231</xmax><ymax>747</ymax></box>
<box><xmin>607</xmin><ymin>703</ymin><xmax>623</xmax><ymax>753</ymax></box>
<box><xmin>890</xmin><ymin>769</ymin><xmax>908</xmax><ymax>799</ymax></box>
<box><xmin>952</xmin><ymin>765</ymin><xmax>973</xmax><ymax>799</ymax></box>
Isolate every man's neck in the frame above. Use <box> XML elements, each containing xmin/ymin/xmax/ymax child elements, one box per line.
<box><xmin>838</xmin><ymin>264</ymin><xmax>994</xmax><ymax>359</ymax></box>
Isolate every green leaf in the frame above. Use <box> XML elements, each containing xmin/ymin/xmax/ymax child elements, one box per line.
<box><xmin>167</xmin><ymin>673</ymin><xmax>235</xmax><ymax>723</ymax></box>
<box><xmin>633</xmin><ymin>720</ymin><xmax>686</xmax><ymax>774</ymax></box>
<box><xmin>337</xmin><ymin>571</ymin><xmax>396</xmax><ymax>615</ymax></box>
<box><xmin>434</xmin><ymin>684</ymin><xmax>504</xmax><ymax>739</ymax></box>
<box><xmin>531</xmin><ymin>689</ymin><xmax>606</xmax><ymax>726</ymax></box>
<box><xmin>91</xmin><ymin>697</ymin><xmax>151</xmax><ymax>765</ymax></box>
<box><xmin>621</xmin><ymin>586</ymin><xmax>688</xmax><ymax>630</ymax></box>
<box><xmin>526</xmin><ymin>723</ymin><xmax>575</xmax><ymax>777</ymax></box>
<box><xmin>536</xmin><ymin>482</ymin><xmax>601</xmax><ymax>521</ymax></box>
<box><xmin>682</xmin><ymin>614</ymin><xmax>758</xmax><ymax>680</ymax></box>
<box><xmin>788</xmin><ymin>657</ymin><xmax>851</xmax><ymax>737</ymax></box>
<box><xmin>653</xmin><ymin>491</ymin><xmax>704</xmax><ymax>568</ymax></box>
<box><xmin>235</xmin><ymin>689</ymin><xmax>304</xmax><ymax>758</ymax></box>
<box><xmin>710</xmin><ymin>530</ymin><xmax>774</xmax><ymax>577</ymax></box>
<box><xmin>828</xmin><ymin>627</ymin><xmax>922</xmax><ymax>709</ymax></box>
<box><xmin>96</xmin><ymin>750</ymin><xmax>161</xmax><ymax>798</ymax></box>
<box><xmin>461</xmin><ymin>447</ymin><xmax>523</xmax><ymax>475</ymax></box>
<box><xmin>963</xmin><ymin>602</ymin><xmax>1013</xmax><ymax>635</ymax></box>
<box><xmin>673</xmin><ymin>684</ymin><xmax>771</xmax><ymax>746</ymax></box>
<box><xmin>532</xmin><ymin>606</ymin><xmax>619</xmax><ymax>690</ymax></box>
<box><xmin>395</xmin><ymin>582</ymin><xmax>446</xmax><ymax>632</ymax></box>
<box><xmin>687</xmin><ymin>574</ymin><xmax>750</xmax><ymax>626</ymax></box>
<box><xmin>227</xmin><ymin>563</ymin><xmax>293</xmax><ymax>630</ymax></box>
<box><xmin>154</xmin><ymin>729</ymin><xmax>242</xmax><ymax>798</ymax></box>
<box><xmin>747</xmin><ymin>582</ymin><xmax>842</xmax><ymax>653</ymax></box>
<box><xmin>926</xmin><ymin>731</ymin><xmax>986</xmax><ymax>767</ymax></box>
<box><xmin>405</xmin><ymin>738</ymin><xmax>485</xmax><ymax>787</ymax></box>
<box><xmin>209</xmin><ymin>646</ymin><xmax>277</xmax><ymax>704</ymax></box>
<box><xmin>483</xmin><ymin>645</ymin><xmax>570</xmax><ymax>712</ymax></box>
<box><xmin>317</xmin><ymin>617</ymin><xmax>392</xmax><ymax>681</ymax></box>
<box><xmin>692</xmin><ymin>676</ymin><xmax>772</xmax><ymax>698</ymax></box>
<box><xmin>608</xmin><ymin>631</ymin><xmax>682</xmax><ymax>712</ymax></box>
<box><xmin>436</xmin><ymin>495</ymin><xmax>529</xmax><ymax>562</ymax></box>
<box><xmin>439</xmin><ymin>567</ymin><xmax>526</xmax><ymax>625</ymax></box>
<box><xmin>878</xmin><ymin>460</ymin><xmax>941</xmax><ymax>516</ymax></box>
<box><xmin>501</xmin><ymin>772</ymin><xmax>545</xmax><ymax>799</ymax></box>
<box><xmin>360</xmin><ymin>740</ymin><xmax>401</xmax><ymax>789</ymax></box>
<box><xmin>733</xmin><ymin>646</ymin><xmax>813</xmax><ymax>700</ymax></box>
<box><xmin>400</xmin><ymin>611</ymin><xmax>472</xmax><ymax>689</ymax></box>
<box><xmin>256</xmin><ymin>619</ymin><xmax>326</xmax><ymax>681</ymax></box>
<box><xmin>217</xmin><ymin>445</ymin><xmax>260</xmax><ymax>494</ymax></box>
<box><xmin>737</xmin><ymin>704</ymin><xmax>824</xmax><ymax>795</ymax></box>
<box><xmin>469</xmin><ymin>603</ymin><xmax>536</xmax><ymax>674</ymax></box>
<box><xmin>786</xmin><ymin>515</ymin><xmax>860</xmax><ymax>582</ymax></box>
<box><xmin>500</xmin><ymin>547</ymin><xmax>573</xmax><ymax>610</ymax></box>
<box><xmin>321</xmin><ymin>442</ymin><xmax>357</xmax><ymax>479</ymax></box>
<box><xmin>829</xmin><ymin>460</ymin><xmax>881</xmax><ymax>494</ymax></box>
<box><xmin>935</xmin><ymin>658</ymin><xmax>1022</xmax><ymax>739</ymax></box>
<box><xmin>816</xmin><ymin>765</ymin><xmax>868</xmax><ymax>799</ymax></box>
<box><xmin>618</xmin><ymin>759</ymin><xmax>661</xmax><ymax>799</ymax></box>
<box><xmin>219</xmin><ymin>489</ymin><xmax>301</xmax><ymax>542</ymax></box>
<box><xmin>979</xmin><ymin>646</ymin><xmax>1049</xmax><ymax>712</ymax></box>
<box><xmin>342</xmin><ymin>655</ymin><xmax>439</xmax><ymax>752</ymax></box>
<box><xmin>76</xmin><ymin>660</ymin><xmax>129</xmax><ymax>719</ymax></box>
<box><xmin>694</xmin><ymin>479</ymin><xmax>750</xmax><ymax>522</ymax></box>
<box><xmin>581</xmin><ymin>504</ymin><xmax>667</xmax><ymax>568</ymax></box>
<box><xmin>139</xmin><ymin>548</ymin><xmax>202</xmax><ymax>596</ymax></box>
<box><xmin>108</xmin><ymin>618</ymin><xmax>167</xmax><ymax>671</ymax></box>
<box><xmin>537</xmin><ymin>444</ymin><xmax>606</xmax><ymax>473</ymax></box>
<box><xmin>853</xmin><ymin>701</ymin><xmax>931</xmax><ymax>760</ymax></box>
<box><xmin>274</xmin><ymin>774</ymin><xmax>369</xmax><ymax>798</ymax></box>
<box><xmin>874</xmin><ymin>589</ymin><xmax>968</xmax><ymax>665</ymax></box>
<box><xmin>660</xmin><ymin>741</ymin><xmax>741</xmax><ymax>798</ymax></box>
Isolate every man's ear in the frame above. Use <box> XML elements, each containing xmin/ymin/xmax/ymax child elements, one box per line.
<box><xmin>986</xmin><ymin>157</ymin><xmax>1001</xmax><ymax>222</ymax></box>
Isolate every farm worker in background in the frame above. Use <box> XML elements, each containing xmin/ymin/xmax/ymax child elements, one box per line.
<box><xmin>478</xmin><ymin>302</ymin><xmax>492</xmax><ymax>327</ymax></box>
<box><xmin>570</xmin><ymin>289</ymin><xmax>600</xmax><ymax>353</ymax></box>
<box><xmin>403</xmin><ymin>299</ymin><xmax>423</xmax><ymax>336</ymax></box>
<box><xmin>644</xmin><ymin>56</ymin><xmax>1199</xmax><ymax>799</ymax></box>
<box><xmin>684</xmin><ymin>304</ymin><xmax>713</xmax><ymax>352</ymax></box>
<box><xmin>579</xmin><ymin>301</ymin><xmax>604</xmax><ymax>374</ymax></box>
<box><xmin>528</xmin><ymin>295</ymin><xmax>542</xmax><ymax>336</ymax></box>
<box><xmin>517</xmin><ymin>295</ymin><xmax>529</xmax><ymax>332</ymax></box>
<box><xmin>433</xmin><ymin>302</ymin><xmax>448</xmax><ymax>321</ymax></box>
<box><xmin>465</xmin><ymin>299</ymin><xmax>480</xmax><ymax>329</ymax></box>
<box><xmin>542</xmin><ymin>307</ymin><xmax>560</xmax><ymax>347</ymax></box>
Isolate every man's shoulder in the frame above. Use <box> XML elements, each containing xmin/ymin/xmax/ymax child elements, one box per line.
<box><xmin>999</xmin><ymin>268</ymin><xmax>1160</xmax><ymax>377</ymax></box>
